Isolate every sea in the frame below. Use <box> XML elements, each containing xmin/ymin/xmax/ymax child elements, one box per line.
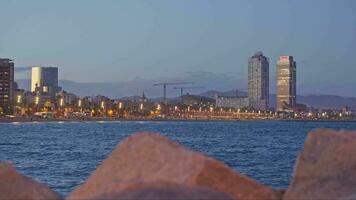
<box><xmin>1</xmin><ymin>120</ymin><xmax>356</xmax><ymax>196</ymax></box>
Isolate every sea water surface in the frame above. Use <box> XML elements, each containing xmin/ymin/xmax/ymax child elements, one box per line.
<box><xmin>1</xmin><ymin>120</ymin><xmax>356</xmax><ymax>196</ymax></box>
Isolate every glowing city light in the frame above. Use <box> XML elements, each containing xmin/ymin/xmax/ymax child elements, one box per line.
<box><xmin>119</xmin><ymin>102</ymin><xmax>123</xmax><ymax>109</ymax></box>
<box><xmin>78</xmin><ymin>99</ymin><xmax>82</xmax><ymax>107</ymax></box>
<box><xmin>101</xmin><ymin>101</ymin><xmax>105</xmax><ymax>109</ymax></box>
<box><xmin>140</xmin><ymin>103</ymin><xmax>144</xmax><ymax>110</ymax></box>
<box><xmin>17</xmin><ymin>95</ymin><xmax>21</xmax><ymax>104</ymax></box>
<box><xmin>35</xmin><ymin>96</ymin><xmax>40</xmax><ymax>105</ymax></box>
<box><xmin>157</xmin><ymin>104</ymin><xmax>161</xmax><ymax>110</ymax></box>
<box><xmin>60</xmin><ymin>98</ymin><xmax>64</xmax><ymax>107</ymax></box>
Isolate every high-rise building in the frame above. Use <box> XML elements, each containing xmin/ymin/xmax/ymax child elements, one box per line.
<box><xmin>0</xmin><ymin>58</ymin><xmax>14</xmax><ymax>114</ymax></box>
<box><xmin>276</xmin><ymin>55</ymin><xmax>297</xmax><ymax>111</ymax></box>
<box><xmin>248</xmin><ymin>51</ymin><xmax>269</xmax><ymax>110</ymax></box>
<box><xmin>31</xmin><ymin>67</ymin><xmax>60</xmax><ymax>98</ymax></box>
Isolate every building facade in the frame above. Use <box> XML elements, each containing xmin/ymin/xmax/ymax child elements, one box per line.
<box><xmin>0</xmin><ymin>58</ymin><xmax>14</xmax><ymax>114</ymax></box>
<box><xmin>276</xmin><ymin>55</ymin><xmax>297</xmax><ymax>111</ymax></box>
<box><xmin>248</xmin><ymin>52</ymin><xmax>269</xmax><ymax>110</ymax></box>
<box><xmin>216</xmin><ymin>95</ymin><xmax>249</xmax><ymax>109</ymax></box>
<box><xmin>182</xmin><ymin>95</ymin><xmax>215</xmax><ymax>107</ymax></box>
<box><xmin>31</xmin><ymin>67</ymin><xmax>60</xmax><ymax>98</ymax></box>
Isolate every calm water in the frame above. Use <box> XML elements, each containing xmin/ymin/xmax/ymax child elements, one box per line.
<box><xmin>1</xmin><ymin>120</ymin><xmax>356</xmax><ymax>196</ymax></box>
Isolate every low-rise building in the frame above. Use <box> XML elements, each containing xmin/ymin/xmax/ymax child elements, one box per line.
<box><xmin>216</xmin><ymin>95</ymin><xmax>249</xmax><ymax>108</ymax></box>
<box><xmin>182</xmin><ymin>95</ymin><xmax>215</xmax><ymax>107</ymax></box>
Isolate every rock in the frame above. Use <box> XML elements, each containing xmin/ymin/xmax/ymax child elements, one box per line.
<box><xmin>69</xmin><ymin>132</ymin><xmax>278</xmax><ymax>200</ymax></box>
<box><xmin>0</xmin><ymin>162</ymin><xmax>61</xmax><ymax>200</ymax></box>
<box><xmin>95</xmin><ymin>183</ymin><xmax>233</xmax><ymax>200</ymax></box>
<box><xmin>284</xmin><ymin>129</ymin><xmax>356</xmax><ymax>199</ymax></box>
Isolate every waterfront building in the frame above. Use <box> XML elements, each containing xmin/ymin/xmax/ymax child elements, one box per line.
<box><xmin>248</xmin><ymin>52</ymin><xmax>269</xmax><ymax>110</ymax></box>
<box><xmin>182</xmin><ymin>94</ymin><xmax>215</xmax><ymax>107</ymax></box>
<box><xmin>57</xmin><ymin>90</ymin><xmax>78</xmax><ymax>105</ymax></box>
<box><xmin>0</xmin><ymin>58</ymin><xmax>14</xmax><ymax>114</ymax></box>
<box><xmin>276</xmin><ymin>55</ymin><xmax>297</xmax><ymax>111</ymax></box>
<box><xmin>31</xmin><ymin>67</ymin><xmax>61</xmax><ymax>98</ymax></box>
<box><xmin>216</xmin><ymin>95</ymin><xmax>249</xmax><ymax>109</ymax></box>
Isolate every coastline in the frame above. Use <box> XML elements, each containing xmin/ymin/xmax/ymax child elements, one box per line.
<box><xmin>1</xmin><ymin>116</ymin><xmax>355</xmax><ymax>123</ymax></box>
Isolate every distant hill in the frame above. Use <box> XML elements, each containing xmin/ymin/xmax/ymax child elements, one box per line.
<box><xmin>199</xmin><ymin>90</ymin><xmax>247</xmax><ymax>99</ymax></box>
<box><xmin>297</xmin><ymin>95</ymin><xmax>356</xmax><ymax>110</ymax></box>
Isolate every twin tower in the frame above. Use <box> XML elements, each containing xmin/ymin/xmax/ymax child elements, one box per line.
<box><xmin>247</xmin><ymin>52</ymin><xmax>296</xmax><ymax>111</ymax></box>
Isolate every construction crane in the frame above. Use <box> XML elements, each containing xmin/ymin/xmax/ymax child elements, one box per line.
<box><xmin>153</xmin><ymin>82</ymin><xmax>192</xmax><ymax>103</ymax></box>
<box><xmin>173</xmin><ymin>86</ymin><xmax>204</xmax><ymax>103</ymax></box>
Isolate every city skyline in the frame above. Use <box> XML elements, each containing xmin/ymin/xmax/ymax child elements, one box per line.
<box><xmin>1</xmin><ymin>0</ymin><xmax>356</xmax><ymax>96</ymax></box>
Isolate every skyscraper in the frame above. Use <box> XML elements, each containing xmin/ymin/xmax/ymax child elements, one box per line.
<box><xmin>0</xmin><ymin>58</ymin><xmax>14</xmax><ymax>114</ymax></box>
<box><xmin>248</xmin><ymin>51</ymin><xmax>269</xmax><ymax>110</ymax></box>
<box><xmin>276</xmin><ymin>55</ymin><xmax>297</xmax><ymax>111</ymax></box>
<box><xmin>31</xmin><ymin>67</ymin><xmax>60</xmax><ymax>98</ymax></box>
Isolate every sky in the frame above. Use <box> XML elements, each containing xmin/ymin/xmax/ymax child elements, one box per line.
<box><xmin>1</xmin><ymin>0</ymin><xmax>356</xmax><ymax>96</ymax></box>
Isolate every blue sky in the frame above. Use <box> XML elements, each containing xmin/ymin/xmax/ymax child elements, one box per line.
<box><xmin>1</xmin><ymin>0</ymin><xmax>355</xmax><ymax>96</ymax></box>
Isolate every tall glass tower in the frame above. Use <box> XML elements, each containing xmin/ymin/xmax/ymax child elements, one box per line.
<box><xmin>0</xmin><ymin>58</ymin><xmax>14</xmax><ymax>114</ymax></box>
<box><xmin>248</xmin><ymin>52</ymin><xmax>269</xmax><ymax>110</ymax></box>
<box><xmin>276</xmin><ymin>56</ymin><xmax>297</xmax><ymax>111</ymax></box>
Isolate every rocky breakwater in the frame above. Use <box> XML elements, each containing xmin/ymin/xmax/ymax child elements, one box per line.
<box><xmin>1</xmin><ymin>129</ymin><xmax>356</xmax><ymax>199</ymax></box>
<box><xmin>284</xmin><ymin>129</ymin><xmax>356</xmax><ymax>199</ymax></box>
<box><xmin>68</xmin><ymin>132</ymin><xmax>279</xmax><ymax>200</ymax></box>
<box><xmin>0</xmin><ymin>163</ymin><xmax>61</xmax><ymax>200</ymax></box>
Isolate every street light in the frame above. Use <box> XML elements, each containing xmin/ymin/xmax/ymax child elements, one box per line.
<box><xmin>101</xmin><ymin>101</ymin><xmax>105</xmax><ymax>109</ymax></box>
<box><xmin>118</xmin><ymin>102</ymin><xmax>123</xmax><ymax>109</ymax></box>
<box><xmin>140</xmin><ymin>103</ymin><xmax>144</xmax><ymax>110</ymax></box>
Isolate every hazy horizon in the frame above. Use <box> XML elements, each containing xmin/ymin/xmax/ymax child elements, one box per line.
<box><xmin>1</xmin><ymin>0</ymin><xmax>355</xmax><ymax>96</ymax></box>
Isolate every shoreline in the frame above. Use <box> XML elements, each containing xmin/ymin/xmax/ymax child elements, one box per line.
<box><xmin>1</xmin><ymin>117</ymin><xmax>355</xmax><ymax>123</ymax></box>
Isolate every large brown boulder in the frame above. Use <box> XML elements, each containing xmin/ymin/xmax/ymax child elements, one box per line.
<box><xmin>69</xmin><ymin>132</ymin><xmax>279</xmax><ymax>200</ymax></box>
<box><xmin>284</xmin><ymin>129</ymin><xmax>356</xmax><ymax>199</ymax></box>
<box><xmin>0</xmin><ymin>162</ymin><xmax>61</xmax><ymax>200</ymax></box>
